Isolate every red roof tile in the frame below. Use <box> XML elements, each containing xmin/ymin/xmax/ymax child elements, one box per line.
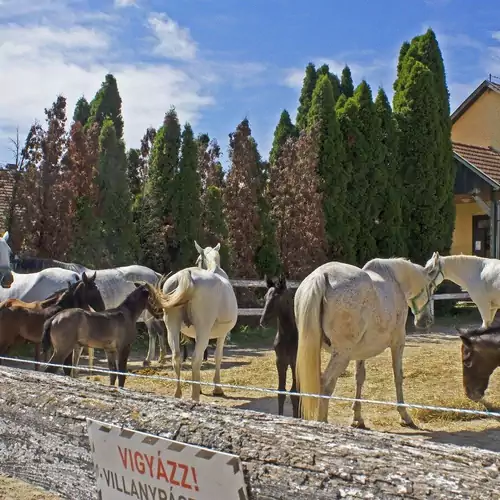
<box><xmin>453</xmin><ymin>142</ymin><xmax>500</xmax><ymax>185</ymax></box>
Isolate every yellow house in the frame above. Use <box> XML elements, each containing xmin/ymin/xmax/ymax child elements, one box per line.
<box><xmin>450</xmin><ymin>78</ymin><xmax>500</xmax><ymax>258</ymax></box>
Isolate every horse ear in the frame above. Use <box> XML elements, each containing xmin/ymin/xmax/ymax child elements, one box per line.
<box><xmin>2</xmin><ymin>231</ymin><xmax>9</xmax><ymax>242</ymax></box>
<box><xmin>133</xmin><ymin>282</ymin><xmax>142</xmax><ymax>288</ymax></box>
<box><xmin>82</xmin><ymin>272</ymin><xmax>88</xmax><ymax>283</ymax></box>
<box><xmin>90</xmin><ymin>271</ymin><xmax>96</xmax><ymax>282</ymax></box>
<box><xmin>194</xmin><ymin>241</ymin><xmax>203</xmax><ymax>254</ymax></box>
<box><xmin>213</xmin><ymin>242</ymin><xmax>221</xmax><ymax>252</ymax></box>
<box><xmin>265</xmin><ymin>275</ymin><xmax>275</xmax><ymax>289</ymax></box>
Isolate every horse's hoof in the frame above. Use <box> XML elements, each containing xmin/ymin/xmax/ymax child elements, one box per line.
<box><xmin>213</xmin><ymin>387</ymin><xmax>225</xmax><ymax>397</ymax></box>
<box><xmin>351</xmin><ymin>421</ymin><xmax>368</xmax><ymax>430</ymax></box>
<box><xmin>158</xmin><ymin>357</ymin><xmax>167</xmax><ymax>365</ymax></box>
<box><xmin>400</xmin><ymin>420</ymin><xmax>418</xmax><ymax>430</ymax></box>
<box><xmin>142</xmin><ymin>360</ymin><xmax>151</xmax><ymax>367</ymax></box>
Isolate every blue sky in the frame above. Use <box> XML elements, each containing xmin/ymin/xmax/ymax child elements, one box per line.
<box><xmin>0</xmin><ymin>0</ymin><xmax>499</xmax><ymax>167</ymax></box>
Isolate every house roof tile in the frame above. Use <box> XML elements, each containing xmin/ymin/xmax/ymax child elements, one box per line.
<box><xmin>453</xmin><ymin>142</ymin><xmax>500</xmax><ymax>186</ymax></box>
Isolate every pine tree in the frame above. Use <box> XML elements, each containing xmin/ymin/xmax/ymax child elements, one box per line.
<box><xmin>197</xmin><ymin>135</ymin><xmax>229</xmax><ymax>268</ymax></box>
<box><xmin>269</xmin><ymin>109</ymin><xmax>297</xmax><ymax>165</ymax></box>
<box><xmin>97</xmin><ymin>119</ymin><xmax>138</xmax><ymax>265</ymax></box>
<box><xmin>307</xmin><ymin>74</ymin><xmax>353</xmax><ymax>261</ymax></box>
<box><xmin>223</xmin><ymin>118</ymin><xmax>261</xmax><ymax>277</ymax></box>
<box><xmin>174</xmin><ymin>123</ymin><xmax>202</xmax><ymax>268</ymax></box>
<box><xmin>73</xmin><ymin>97</ymin><xmax>91</xmax><ymax>127</ymax></box>
<box><xmin>374</xmin><ymin>87</ymin><xmax>405</xmax><ymax>257</ymax></box>
<box><xmin>87</xmin><ymin>74</ymin><xmax>124</xmax><ymax>139</ymax></box>
<box><xmin>269</xmin><ymin>128</ymin><xmax>327</xmax><ymax>278</ymax></box>
<box><xmin>351</xmin><ymin>81</ymin><xmax>381</xmax><ymax>264</ymax></box>
<box><xmin>393</xmin><ymin>57</ymin><xmax>440</xmax><ymax>263</ymax></box>
<box><xmin>141</xmin><ymin>108</ymin><xmax>181</xmax><ymax>272</ymax></box>
<box><xmin>296</xmin><ymin>63</ymin><xmax>317</xmax><ymax>132</ymax></box>
<box><xmin>341</xmin><ymin>65</ymin><xmax>354</xmax><ymax>98</ymax></box>
<box><xmin>393</xmin><ymin>30</ymin><xmax>455</xmax><ymax>263</ymax></box>
<box><xmin>317</xmin><ymin>64</ymin><xmax>342</xmax><ymax>102</ymax></box>
<box><xmin>126</xmin><ymin>148</ymin><xmax>142</xmax><ymax>198</ymax></box>
<box><xmin>63</xmin><ymin>121</ymin><xmax>102</xmax><ymax>266</ymax></box>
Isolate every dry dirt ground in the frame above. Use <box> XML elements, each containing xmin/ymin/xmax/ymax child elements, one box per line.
<box><xmin>2</xmin><ymin>318</ymin><xmax>500</xmax><ymax>498</ymax></box>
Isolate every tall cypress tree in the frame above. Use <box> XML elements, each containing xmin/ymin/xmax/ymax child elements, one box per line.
<box><xmin>141</xmin><ymin>108</ymin><xmax>181</xmax><ymax>272</ymax></box>
<box><xmin>308</xmin><ymin>74</ymin><xmax>353</xmax><ymax>261</ymax></box>
<box><xmin>126</xmin><ymin>148</ymin><xmax>142</xmax><ymax>198</ymax></box>
<box><xmin>341</xmin><ymin>65</ymin><xmax>354</xmax><ymax>98</ymax></box>
<box><xmin>97</xmin><ymin>119</ymin><xmax>138</xmax><ymax>265</ymax></box>
<box><xmin>394</xmin><ymin>58</ymin><xmax>440</xmax><ymax>263</ymax></box>
<box><xmin>374</xmin><ymin>88</ymin><xmax>405</xmax><ymax>257</ymax></box>
<box><xmin>175</xmin><ymin>123</ymin><xmax>202</xmax><ymax>268</ymax></box>
<box><xmin>351</xmin><ymin>81</ymin><xmax>381</xmax><ymax>264</ymax></box>
<box><xmin>73</xmin><ymin>97</ymin><xmax>90</xmax><ymax>126</ymax></box>
<box><xmin>296</xmin><ymin>63</ymin><xmax>317</xmax><ymax>132</ymax></box>
<box><xmin>316</xmin><ymin>64</ymin><xmax>342</xmax><ymax>102</ymax></box>
<box><xmin>269</xmin><ymin>109</ymin><xmax>297</xmax><ymax>165</ymax></box>
<box><xmin>87</xmin><ymin>74</ymin><xmax>124</xmax><ymax>139</ymax></box>
<box><xmin>393</xmin><ymin>30</ymin><xmax>454</xmax><ymax>262</ymax></box>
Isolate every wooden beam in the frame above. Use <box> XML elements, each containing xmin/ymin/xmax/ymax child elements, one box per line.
<box><xmin>0</xmin><ymin>367</ymin><xmax>498</xmax><ymax>499</ymax></box>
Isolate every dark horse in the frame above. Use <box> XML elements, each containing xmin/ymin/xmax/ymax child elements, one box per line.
<box><xmin>259</xmin><ymin>275</ymin><xmax>299</xmax><ymax>418</ymax></box>
<box><xmin>0</xmin><ymin>272</ymin><xmax>105</xmax><ymax>370</ymax></box>
<box><xmin>458</xmin><ymin>324</ymin><xmax>500</xmax><ymax>402</ymax></box>
<box><xmin>43</xmin><ymin>282</ymin><xmax>160</xmax><ymax>388</ymax></box>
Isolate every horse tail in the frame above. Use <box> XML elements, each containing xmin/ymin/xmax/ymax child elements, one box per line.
<box><xmin>157</xmin><ymin>269</ymin><xmax>194</xmax><ymax>311</ymax></box>
<box><xmin>42</xmin><ymin>316</ymin><xmax>55</xmax><ymax>353</ymax></box>
<box><xmin>295</xmin><ymin>271</ymin><xmax>328</xmax><ymax>421</ymax></box>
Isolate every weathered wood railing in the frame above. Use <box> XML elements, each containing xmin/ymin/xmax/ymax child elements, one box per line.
<box><xmin>0</xmin><ymin>366</ymin><xmax>498</xmax><ymax>499</ymax></box>
<box><xmin>230</xmin><ymin>279</ymin><xmax>471</xmax><ymax>316</ymax></box>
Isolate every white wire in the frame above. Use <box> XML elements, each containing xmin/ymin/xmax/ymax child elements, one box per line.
<box><xmin>0</xmin><ymin>354</ymin><xmax>499</xmax><ymax>419</ymax></box>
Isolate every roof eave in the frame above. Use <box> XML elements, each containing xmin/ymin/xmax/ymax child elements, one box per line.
<box><xmin>453</xmin><ymin>151</ymin><xmax>500</xmax><ymax>190</ymax></box>
<box><xmin>451</xmin><ymin>80</ymin><xmax>500</xmax><ymax>124</ymax></box>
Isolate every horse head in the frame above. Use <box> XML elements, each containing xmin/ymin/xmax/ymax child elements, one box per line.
<box><xmin>456</xmin><ymin>325</ymin><xmax>500</xmax><ymax>402</ymax></box>
<box><xmin>78</xmin><ymin>271</ymin><xmax>105</xmax><ymax>311</ymax></box>
<box><xmin>424</xmin><ymin>251</ymin><xmax>444</xmax><ymax>291</ymax></box>
<box><xmin>260</xmin><ymin>274</ymin><xmax>288</xmax><ymax>328</ymax></box>
<box><xmin>130</xmin><ymin>281</ymin><xmax>163</xmax><ymax>319</ymax></box>
<box><xmin>194</xmin><ymin>241</ymin><xmax>221</xmax><ymax>271</ymax></box>
<box><xmin>0</xmin><ymin>231</ymin><xmax>14</xmax><ymax>289</ymax></box>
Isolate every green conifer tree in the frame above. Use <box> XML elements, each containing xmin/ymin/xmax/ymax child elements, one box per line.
<box><xmin>296</xmin><ymin>63</ymin><xmax>317</xmax><ymax>132</ymax></box>
<box><xmin>269</xmin><ymin>109</ymin><xmax>297</xmax><ymax>165</ymax></box>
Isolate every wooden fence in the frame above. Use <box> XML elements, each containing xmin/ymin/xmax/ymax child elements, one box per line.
<box><xmin>230</xmin><ymin>279</ymin><xmax>471</xmax><ymax>316</ymax></box>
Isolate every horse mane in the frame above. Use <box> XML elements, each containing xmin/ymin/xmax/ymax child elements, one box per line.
<box><xmin>363</xmin><ymin>257</ymin><xmax>410</xmax><ymax>280</ymax></box>
<box><xmin>13</xmin><ymin>255</ymin><xmax>86</xmax><ymax>273</ymax></box>
<box><xmin>442</xmin><ymin>254</ymin><xmax>486</xmax><ymax>263</ymax></box>
<box><xmin>460</xmin><ymin>323</ymin><xmax>500</xmax><ymax>338</ymax></box>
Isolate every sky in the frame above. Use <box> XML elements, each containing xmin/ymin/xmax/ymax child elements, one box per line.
<box><xmin>0</xmin><ymin>0</ymin><xmax>499</xmax><ymax>167</ymax></box>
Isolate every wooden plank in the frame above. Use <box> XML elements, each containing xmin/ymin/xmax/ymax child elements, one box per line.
<box><xmin>0</xmin><ymin>366</ymin><xmax>498</xmax><ymax>499</ymax></box>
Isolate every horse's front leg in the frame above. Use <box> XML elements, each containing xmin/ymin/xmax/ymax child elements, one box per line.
<box><xmin>106</xmin><ymin>350</ymin><xmax>118</xmax><ymax>386</ymax></box>
<box><xmin>154</xmin><ymin>320</ymin><xmax>167</xmax><ymax>365</ymax></box>
<box><xmin>117</xmin><ymin>345</ymin><xmax>131</xmax><ymax>388</ymax></box>
<box><xmin>275</xmin><ymin>351</ymin><xmax>287</xmax><ymax>416</ymax></box>
<box><xmin>390</xmin><ymin>341</ymin><xmax>416</xmax><ymax>428</ymax></box>
<box><xmin>318</xmin><ymin>351</ymin><xmax>350</xmax><ymax>423</ymax></box>
<box><xmin>290</xmin><ymin>356</ymin><xmax>299</xmax><ymax>418</ymax></box>
<box><xmin>351</xmin><ymin>360</ymin><xmax>367</xmax><ymax>429</ymax></box>
<box><xmin>165</xmin><ymin>313</ymin><xmax>183</xmax><ymax>398</ymax></box>
<box><xmin>476</xmin><ymin>300</ymin><xmax>493</xmax><ymax>329</ymax></box>
<box><xmin>212</xmin><ymin>334</ymin><xmax>227</xmax><ymax>398</ymax></box>
<box><xmin>87</xmin><ymin>347</ymin><xmax>94</xmax><ymax>375</ymax></box>
<box><xmin>34</xmin><ymin>343</ymin><xmax>41</xmax><ymax>371</ymax></box>
<box><xmin>143</xmin><ymin>321</ymin><xmax>156</xmax><ymax>367</ymax></box>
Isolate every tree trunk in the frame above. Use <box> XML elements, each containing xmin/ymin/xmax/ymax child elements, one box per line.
<box><xmin>0</xmin><ymin>366</ymin><xmax>498</xmax><ymax>499</ymax></box>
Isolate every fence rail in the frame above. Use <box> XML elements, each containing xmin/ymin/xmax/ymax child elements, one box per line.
<box><xmin>229</xmin><ymin>279</ymin><xmax>472</xmax><ymax>316</ymax></box>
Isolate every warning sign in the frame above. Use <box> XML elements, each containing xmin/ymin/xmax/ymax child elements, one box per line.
<box><xmin>87</xmin><ymin>419</ymin><xmax>248</xmax><ymax>500</ymax></box>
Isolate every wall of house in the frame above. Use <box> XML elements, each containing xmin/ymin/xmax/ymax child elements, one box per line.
<box><xmin>451</xmin><ymin>200</ymin><xmax>488</xmax><ymax>255</ymax></box>
<box><xmin>452</xmin><ymin>89</ymin><xmax>500</xmax><ymax>149</ymax></box>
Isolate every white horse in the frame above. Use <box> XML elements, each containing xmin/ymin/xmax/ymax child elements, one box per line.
<box><xmin>0</xmin><ymin>231</ymin><xmax>15</xmax><ymax>288</ymax></box>
<box><xmin>425</xmin><ymin>252</ymin><xmax>500</xmax><ymax>328</ymax></box>
<box><xmin>295</xmin><ymin>258</ymin><xmax>435</xmax><ymax>428</ymax></box>
<box><xmin>158</xmin><ymin>241</ymin><xmax>237</xmax><ymax>401</ymax></box>
<box><xmin>12</xmin><ymin>254</ymin><xmax>167</xmax><ymax>367</ymax></box>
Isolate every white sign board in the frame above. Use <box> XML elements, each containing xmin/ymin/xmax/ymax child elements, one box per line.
<box><xmin>87</xmin><ymin>419</ymin><xmax>248</xmax><ymax>500</ymax></box>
